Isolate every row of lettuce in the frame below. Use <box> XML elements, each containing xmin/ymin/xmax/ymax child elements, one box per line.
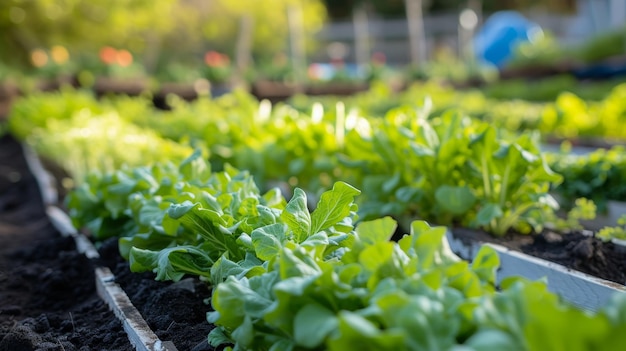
<box><xmin>8</xmin><ymin>87</ymin><xmax>626</xmax><ymax>238</ymax></box>
<box><xmin>41</xmin><ymin>151</ymin><xmax>626</xmax><ymax>350</ymax></box>
<box><xmin>290</xmin><ymin>80</ymin><xmax>626</xmax><ymax>141</ymax></box>
<box><xmin>75</xmin><ymin>154</ymin><xmax>626</xmax><ymax>350</ymax></box>
<box><xmin>6</xmin><ymin>87</ymin><xmax>626</xmax><ymax>349</ymax></box>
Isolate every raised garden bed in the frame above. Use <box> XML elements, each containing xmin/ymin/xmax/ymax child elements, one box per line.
<box><xmin>446</xmin><ymin>227</ymin><xmax>626</xmax><ymax>311</ymax></box>
<box><xmin>250</xmin><ymin>80</ymin><xmax>301</xmax><ymax>104</ymax></box>
<box><xmin>3</xmin><ymin>87</ymin><xmax>620</xmax><ymax>348</ymax></box>
<box><xmin>93</xmin><ymin>77</ymin><xmax>150</xmax><ymax>98</ymax></box>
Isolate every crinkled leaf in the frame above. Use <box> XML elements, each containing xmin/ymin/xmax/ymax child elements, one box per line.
<box><xmin>207</xmin><ymin>327</ymin><xmax>232</xmax><ymax>348</ymax></box>
<box><xmin>327</xmin><ymin>311</ymin><xmax>405</xmax><ymax>351</ymax></box>
<box><xmin>251</xmin><ymin>223</ymin><xmax>287</xmax><ymax>261</ymax></box>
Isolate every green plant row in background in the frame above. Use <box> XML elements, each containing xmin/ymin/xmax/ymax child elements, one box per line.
<box><xmin>293</xmin><ymin>80</ymin><xmax>626</xmax><ymax>141</ymax></box>
<box><xmin>8</xmin><ymin>88</ymin><xmax>584</xmax><ymax>237</ymax></box>
<box><xmin>10</xmin><ymin>88</ymin><xmax>622</xmax><ymax>236</ymax></box>
<box><xmin>549</xmin><ymin>145</ymin><xmax>626</xmax><ymax>213</ymax></box>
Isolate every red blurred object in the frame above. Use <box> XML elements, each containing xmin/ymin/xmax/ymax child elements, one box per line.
<box><xmin>204</xmin><ymin>51</ymin><xmax>230</xmax><ymax>67</ymax></box>
<box><xmin>99</xmin><ymin>46</ymin><xmax>117</xmax><ymax>65</ymax></box>
<box><xmin>116</xmin><ymin>50</ymin><xmax>133</xmax><ymax>67</ymax></box>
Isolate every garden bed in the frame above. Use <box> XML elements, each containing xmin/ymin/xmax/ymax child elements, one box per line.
<box><xmin>3</xmin><ymin>127</ymin><xmax>626</xmax><ymax>349</ymax></box>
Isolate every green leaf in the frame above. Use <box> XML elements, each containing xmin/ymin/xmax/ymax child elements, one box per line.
<box><xmin>471</xmin><ymin>245</ymin><xmax>499</xmax><ymax>285</ymax></box>
<box><xmin>269</xmin><ymin>339</ymin><xmax>295</xmax><ymax>351</ymax></box>
<box><xmin>210</xmin><ymin>254</ymin><xmax>265</xmax><ymax>284</ymax></box>
<box><xmin>464</xmin><ymin>329</ymin><xmax>521</xmax><ymax>351</ymax></box>
<box><xmin>382</xmin><ymin>172</ymin><xmax>401</xmax><ymax>193</ymax></box>
<box><xmin>327</xmin><ymin>311</ymin><xmax>406</xmax><ymax>351</ymax></box>
<box><xmin>251</xmin><ymin>223</ymin><xmax>287</xmax><ymax>261</ymax></box>
<box><xmin>207</xmin><ymin>327</ymin><xmax>232</xmax><ymax>348</ymax></box>
<box><xmin>129</xmin><ymin>246</ymin><xmax>214</xmax><ymax>281</ymax></box>
<box><xmin>355</xmin><ymin>217</ymin><xmax>398</xmax><ymax>245</ymax></box>
<box><xmin>167</xmin><ymin>201</ymin><xmax>197</xmax><ymax>219</ymax></box>
<box><xmin>474</xmin><ymin>203</ymin><xmax>503</xmax><ymax>226</ymax></box>
<box><xmin>137</xmin><ymin>198</ymin><xmax>167</xmax><ymax>229</ymax></box>
<box><xmin>280</xmin><ymin>188</ymin><xmax>311</xmax><ymax>242</ymax></box>
<box><xmin>359</xmin><ymin>242</ymin><xmax>394</xmax><ymax>272</ymax></box>
<box><xmin>161</xmin><ymin>213</ymin><xmax>180</xmax><ymax>235</ymax></box>
<box><xmin>401</xmin><ymin>220</ymin><xmax>456</xmax><ymax>269</ymax></box>
<box><xmin>310</xmin><ymin>182</ymin><xmax>361</xmax><ymax>234</ymax></box>
<box><xmin>410</xmin><ymin>142</ymin><xmax>435</xmax><ymax>157</ymax></box>
<box><xmin>231</xmin><ymin>315</ymin><xmax>254</xmax><ymax>347</ymax></box>
<box><xmin>300</xmin><ymin>232</ymin><xmax>329</xmax><ymax>249</ymax></box>
<box><xmin>119</xmin><ymin>231</ymin><xmax>176</xmax><ymax>260</ymax></box>
<box><xmin>294</xmin><ymin>303</ymin><xmax>338</xmax><ymax>348</ymax></box>
<box><xmin>179</xmin><ymin>149</ymin><xmax>211</xmax><ymax>183</ymax></box>
<box><xmin>172</xmin><ymin>203</ymin><xmax>244</xmax><ymax>261</ymax></box>
<box><xmin>435</xmin><ymin>185</ymin><xmax>477</xmax><ymax>215</ymax></box>
<box><xmin>210</xmin><ymin>276</ymin><xmax>273</xmax><ymax>328</ymax></box>
<box><xmin>279</xmin><ymin>249</ymin><xmax>320</xmax><ymax>279</ymax></box>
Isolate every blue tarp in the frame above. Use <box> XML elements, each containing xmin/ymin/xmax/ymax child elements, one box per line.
<box><xmin>474</xmin><ymin>11</ymin><xmax>541</xmax><ymax>68</ymax></box>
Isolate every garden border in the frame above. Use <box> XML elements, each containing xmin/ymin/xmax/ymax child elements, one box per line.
<box><xmin>445</xmin><ymin>231</ymin><xmax>626</xmax><ymax>312</ymax></box>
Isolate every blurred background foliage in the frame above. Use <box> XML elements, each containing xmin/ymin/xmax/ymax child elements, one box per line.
<box><xmin>0</xmin><ymin>0</ymin><xmax>606</xmax><ymax>87</ymax></box>
<box><xmin>0</xmin><ymin>0</ymin><xmax>326</xmax><ymax>73</ymax></box>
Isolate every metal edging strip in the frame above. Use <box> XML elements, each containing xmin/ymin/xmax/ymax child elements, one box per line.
<box><xmin>21</xmin><ymin>142</ymin><xmax>178</xmax><ymax>351</ymax></box>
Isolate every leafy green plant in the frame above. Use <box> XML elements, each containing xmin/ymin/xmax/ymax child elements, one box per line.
<box><xmin>8</xmin><ymin>88</ymin><xmax>105</xmax><ymax>140</ymax></box>
<box><xmin>66</xmin><ymin>150</ymin><xmax>210</xmax><ymax>241</ymax></box>
<box><xmin>339</xmin><ymin>103</ymin><xmax>561</xmax><ymax>236</ymax></box>
<box><xmin>598</xmin><ymin>215</ymin><xmax>626</xmax><ymax>241</ymax></box>
<box><xmin>466</xmin><ymin>127</ymin><xmax>562</xmax><ymax>235</ymax></box>
<box><xmin>128</xmin><ymin>180</ymin><xmax>360</xmax><ymax>283</ymax></box>
<box><xmin>548</xmin><ymin>145</ymin><xmax>626</xmax><ymax>213</ymax></box>
<box><xmin>208</xmin><ymin>218</ymin><xmax>626</xmax><ymax>350</ymax></box>
<box><xmin>542</xmin><ymin>197</ymin><xmax>597</xmax><ymax>232</ymax></box>
<box><xmin>23</xmin><ymin>111</ymin><xmax>192</xmax><ymax>183</ymax></box>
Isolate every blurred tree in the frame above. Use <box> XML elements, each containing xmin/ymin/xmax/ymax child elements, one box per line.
<box><xmin>0</xmin><ymin>0</ymin><xmax>177</xmax><ymax>68</ymax></box>
<box><xmin>150</xmin><ymin>0</ymin><xmax>328</xmax><ymax>78</ymax></box>
<box><xmin>191</xmin><ymin>0</ymin><xmax>326</xmax><ymax>59</ymax></box>
<box><xmin>1</xmin><ymin>0</ymin><xmax>327</xmax><ymax>74</ymax></box>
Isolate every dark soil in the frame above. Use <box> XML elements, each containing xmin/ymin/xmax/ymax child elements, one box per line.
<box><xmin>0</xmin><ymin>133</ymin><xmax>132</xmax><ymax>350</ymax></box>
<box><xmin>451</xmin><ymin>227</ymin><xmax>626</xmax><ymax>285</ymax></box>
